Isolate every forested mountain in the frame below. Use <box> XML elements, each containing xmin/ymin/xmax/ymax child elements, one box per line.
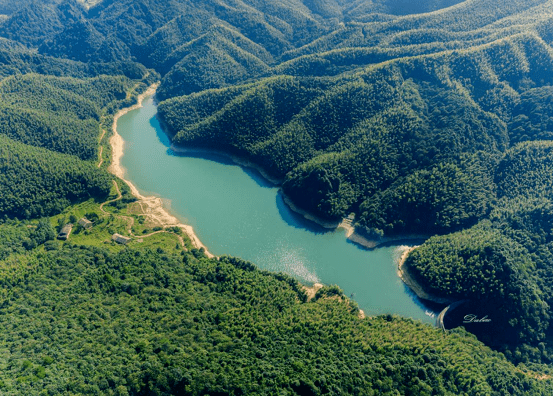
<box><xmin>39</xmin><ymin>19</ymin><xmax>131</xmax><ymax>63</ymax></box>
<box><xmin>161</xmin><ymin>32</ymin><xmax>551</xmax><ymax>226</ymax></box>
<box><xmin>0</xmin><ymin>0</ymin><xmax>551</xmax><ymax>394</ymax></box>
<box><xmin>0</xmin><ymin>73</ymin><xmax>142</xmax><ymax>159</ymax></box>
<box><xmin>0</xmin><ymin>6</ymin><xmax>157</xmax><ymax>222</ymax></box>
<box><xmin>0</xmin><ymin>135</ymin><xmax>111</xmax><ymax>219</ymax></box>
<box><xmin>0</xmin><ymin>0</ymin><xmax>85</xmax><ymax>47</ymax></box>
<box><xmin>403</xmin><ymin>141</ymin><xmax>552</xmax><ymax>361</ymax></box>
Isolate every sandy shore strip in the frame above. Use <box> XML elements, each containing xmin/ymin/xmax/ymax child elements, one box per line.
<box><xmin>282</xmin><ymin>194</ymin><xmax>429</xmax><ymax>251</ymax></box>
<box><xmin>397</xmin><ymin>246</ymin><xmax>452</xmax><ymax>305</ymax></box>
<box><xmin>108</xmin><ymin>83</ymin><xmax>158</xmax><ymax>180</ymax></box>
<box><xmin>108</xmin><ymin>83</ymin><xmax>214</xmax><ymax>258</ymax></box>
<box><xmin>302</xmin><ymin>282</ymin><xmax>324</xmax><ymax>301</ymax></box>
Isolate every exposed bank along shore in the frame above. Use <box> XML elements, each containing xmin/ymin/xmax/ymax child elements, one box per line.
<box><xmin>169</xmin><ymin>144</ymin><xmax>428</xmax><ymax>251</ymax></box>
<box><xmin>108</xmin><ymin>83</ymin><xmax>214</xmax><ymax>258</ymax></box>
<box><xmin>279</xmin><ymin>177</ymin><xmax>442</xmax><ymax>307</ymax></box>
<box><xmin>282</xmin><ymin>194</ymin><xmax>429</xmax><ymax>250</ymax></box>
<box><xmin>284</xmin><ymin>199</ymin><xmax>445</xmax><ymax>308</ymax></box>
<box><xmin>397</xmin><ymin>246</ymin><xmax>452</xmax><ymax>305</ymax></box>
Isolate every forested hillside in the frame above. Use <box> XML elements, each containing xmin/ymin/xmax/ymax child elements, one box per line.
<box><xmin>161</xmin><ymin>32</ymin><xmax>551</xmax><ymax>228</ymax></box>
<box><xmin>0</xmin><ymin>0</ymin><xmax>551</xmax><ymax>394</ymax></box>
<box><xmin>0</xmin><ymin>73</ymin><xmax>139</xmax><ymax>159</ymax></box>
<box><xmin>0</xmin><ymin>244</ymin><xmax>551</xmax><ymax>395</ymax></box>
<box><xmin>0</xmin><ymin>135</ymin><xmax>111</xmax><ymax>219</ymax></box>
<box><xmin>151</xmin><ymin>1</ymin><xmax>552</xmax><ymax>365</ymax></box>
<box><xmin>405</xmin><ymin>141</ymin><xmax>553</xmax><ymax>363</ymax></box>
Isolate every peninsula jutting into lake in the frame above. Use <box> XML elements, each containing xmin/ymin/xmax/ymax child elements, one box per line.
<box><xmin>0</xmin><ymin>0</ymin><xmax>551</xmax><ymax>395</ymax></box>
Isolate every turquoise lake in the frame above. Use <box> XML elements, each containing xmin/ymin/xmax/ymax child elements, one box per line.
<box><xmin>117</xmin><ymin>96</ymin><xmax>440</xmax><ymax>323</ymax></box>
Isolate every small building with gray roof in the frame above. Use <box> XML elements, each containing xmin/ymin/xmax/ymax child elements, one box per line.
<box><xmin>78</xmin><ymin>218</ymin><xmax>93</xmax><ymax>229</ymax></box>
<box><xmin>112</xmin><ymin>233</ymin><xmax>132</xmax><ymax>245</ymax></box>
<box><xmin>57</xmin><ymin>224</ymin><xmax>73</xmax><ymax>240</ymax></box>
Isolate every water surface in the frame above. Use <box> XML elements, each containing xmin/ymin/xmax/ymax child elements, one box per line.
<box><xmin>118</xmin><ymin>96</ymin><xmax>439</xmax><ymax>323</ymax></box>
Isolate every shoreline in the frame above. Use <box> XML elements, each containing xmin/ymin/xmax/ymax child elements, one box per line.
<box><xmin>396</xmin><ymin>246</ymin><xmax>452</xmax><ymax>305</ymax></box>
<box><xmin>301</xmin><ymin>282</ymin><xmax>366</xmax><ymax>319</ymax></box>
<box><xmin>161</xmin><ymin>120</ymin><xmax>428</xmax><ymax>252</ymax></box>
<box><xmin>281</xmin><ymin>195</ymin><xmax>342</xmax><ymax>229</ymax></box>
<box><xmin>282</xmin><ymin>193</ymin><xmax>429</xmax><ymax>250</ymax></box>
<box><xmin>107</xmin><ymin>83</ymin><xmax>214</xmax><ymax>258</ymax></box>
<box><xmin>168</xmin><ymin>144</ymin><xmax>284</xmax><ymax>186</ymax></box>
<box><xmin>109</xmin><ymin>85</ymin><xmax>442</xmax><ymax>314</ymax></box>
<box><xmin>158</xmin><ymin>111</ymin><xmax>283</xmax><ymax>186</ymax></box>
<box><xmin>348</xmin><ymin>231</ymin><xmax>430</xmax><ymax>250</ymax></box>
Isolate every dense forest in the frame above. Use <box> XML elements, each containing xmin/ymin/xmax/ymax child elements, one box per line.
<box><xmin>160</xmin><ymin>29</ymin><xmax>551</xmax><ymax>230</ymax></box>
<box><xmin>0</xmin><ymin>73</ymin><xmax>142</xmax><ymax>159</ymax></box>
<box><xmin>153</xmin><ymin>0</ymin><xmax>552</xmax><ymax>368</ymax></box>
<box><xmin>0</xmin><ymin>242</ymin><xmax>551</xmax><ymax>395</ymax></box>
<box><xmin>0</xmin><ymin>0</ymin><xmax>551</xmax><ymax>395</ymax></box>
<box><xmin>0</xmin><ymin>135</ymin><xmax>112</xmax><ymax>219</ymax></box>
<box><xmin>405</xmin><ymin>141</ymin><xmax>553</xmax><ymax>363</ymax></box>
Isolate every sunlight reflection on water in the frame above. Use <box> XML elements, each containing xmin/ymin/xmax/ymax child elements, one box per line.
<box><xmin>257</xmin><ymin>243</ymin><xmax>320</xmax><ymax>285</ymax></box>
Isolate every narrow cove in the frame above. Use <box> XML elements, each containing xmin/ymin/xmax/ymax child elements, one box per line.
<box><xmin>117</xmin><ymin>95</ymin><xmax>440</xmax><ymax>324</ymax></box>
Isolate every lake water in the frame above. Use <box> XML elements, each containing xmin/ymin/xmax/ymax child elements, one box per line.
<box><xmin>117</xmin><ymin>96</ymin><xmax>439</xmax><ymax>323</ymax></box>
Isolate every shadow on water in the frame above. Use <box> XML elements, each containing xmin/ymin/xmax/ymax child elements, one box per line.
<box><xmin>151</xmin><ymin>115</ymin><xmax>276</xmax><ymax>189</ymax></box>
<box><xmin>150</xmin><ymin>109</ymin><xmax>340</xmax><ymax>236</ymax></box>
<box><xmin>275</xmin><ymin>191</ymin><xmax>331</xmax><ymax>235</ymax></box>
<box><xmin>402</xmin><ymin>282</ymin><xmax>446</xmax><ymax>316</ymax></box>
<box><xmin>345</xmin><ymin>238</ymin><xmax>374</xmax><ymax>252</ymax></box>
<box><xmin>151</xmin><ymin>116</ymin><xmax>172</xmax><ymax>147</ymax></box>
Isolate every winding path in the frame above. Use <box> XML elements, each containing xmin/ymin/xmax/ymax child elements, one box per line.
<box><xmin>99</xmin><ymin>180</ymin><xmax>123</xmax><ymax>215</ymax></box>
<box><xmin>97</xmin><ymin>128</ymin><xmax>107</xmax><ymax>168</ymax></box>
<box><xmin>97</xmin><ymin>146</ymin><xmax>104</xmax><ymax>168</ymax></box>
